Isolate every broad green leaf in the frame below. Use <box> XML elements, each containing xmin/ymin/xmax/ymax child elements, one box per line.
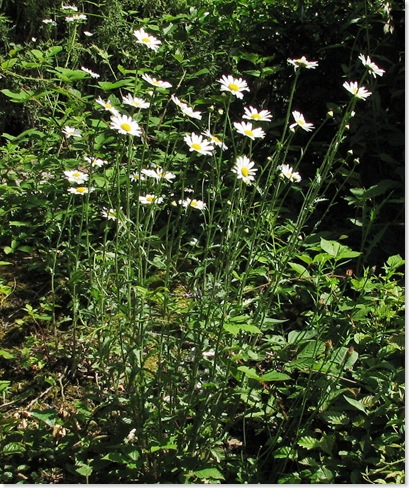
<box><xmin>30</xmin><ymin>409</ymin><xmax>60</xmax><ymax>427</ymax></box>
<box><xmin>343</xmin><ymin>395</ymin><xmax>367</xmax><ymax>414</ymax></box>
<box><xmin>320</xmin><ymin>238</ymin><xmax>360</xmax><ymax>260</ymax></box>
<box><xmin>0</xmin><ymin>380</ymin><xmax>11</xmax><ymax>392</ymax></box>
<box><xmin>297</xmin><ymin>436</ymin><xmax>318</xmax><ymax>449</ymax></box>
<box><xmin>260</xmin><ymin>371</ymin><xmax>291</xmax><ymax>381</ymax></box>
<box><xmin>98</xmin><ymin>80</ymin><xmax>133</xmax><ymax>90</ymax></box>
<box><xmin>288</xmin><ymin>262</ymin><xmax>310</xmax><ymax>277</ymax></box>
<box><xmin>287</xmin><ymin>329</ymin><xmax>316</xmax><ymax>344</ymax></box>
<box><xmin>386</xmin><ymin>254</ymin><xmax>404</xmax><ymax>270</ymax></box>
<box><xmin>237</xmin><ymin>366</ymin><xmax>262</xmax><ymax>380</ymax></box>
<box><xmin>0</xmin><ymin>350</ymin><xmax>15</xmax><ymax>359</ymax></box>
<box><xmin>193</xmin><ymin>468</ymin><xmax>225</xmax><ymax>480</ymax></box>
<box><xmin>3</xmin><ymin>442</ymin><xmax>25</xmax><ymax>454</ymax></box>
<box><xmin>224</xmin><ymin>322</ymin><xmax>261</xmax><ymax>336</ymax></box>
<box><xmin>76</xmin><ymin>465</ymin><xmax>93</xmax><ymax>477</ymax></box>
<box><xmin>1</xmin><ymin>88</ymin><xmax>32</xmax><ymax>102</ymax></box>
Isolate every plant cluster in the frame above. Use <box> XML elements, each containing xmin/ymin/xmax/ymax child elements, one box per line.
<box><xmin>0</xmin><ymin>1</ymin><xmax>404</xmax><ymax>484</ymax></box>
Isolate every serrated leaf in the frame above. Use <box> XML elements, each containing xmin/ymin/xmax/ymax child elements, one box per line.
<box><xmin>224</xmin><ymin>322</ymin><xmax>261</xmax><ymax>336</ymax></box>
<box><xmin>320</xmin><ymin>238</ymin><xmax>360</xmax><ymax>260</ymax></box>
<box><xmin>297</xmin><ymin>436</ymin><xmax>318</xmax><ymax>450</ymax></box>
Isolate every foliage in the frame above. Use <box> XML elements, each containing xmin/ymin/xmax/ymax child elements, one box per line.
<box><xmin>0</xmin><ymin>0</ymin><xmax>404</xmax><ymax>484</ymax></box>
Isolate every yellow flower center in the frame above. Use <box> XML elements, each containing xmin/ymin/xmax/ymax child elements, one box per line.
<box><xmin>191</xmin><ymin>143</ymin><xmax>202</xmax><ymax>151</ymax></box>
<box><xmin>251</xmin><ymin>114</ymin><xmax>262</xmax><ymax>120</ymax></box>
<box><xmin>73</xmin><ymin>172</ymin><xmax>81</xmax><ymax>178</ymax></box>
<box><xmin>77</xmin><ymin>187</ymin><xmax>86</xmax><ymax>193</ymax></box>
<box><xmin>190</xmin><ymin>200</ymin><xmax>199</xmax><ymax>207</ymax></box>
<box><xmin>142</xmin><ymin>37</ymin><xmax>151</xmax><ymax>43</ymax></box>
<box><xmin>212</xmin><ymin>136</ymin><xmax>221</xmax><ymax>143</ymax></box>
<box><xmin>352</xmin><ymin>87</ymin><xmax>358</xmax><ymax>94</ymax></box>
<box><xmin>120</xmin><ymin>123</ymin><xmax>132</xmax><ymax>132</ymax></box>
<box><xmin>241</xmin><ymin>167</ymin><xmax>249</xmax><ymax>177</ymax></box>
<box><xmin>228</xmin><ymin>83</ymin><xmax>239</xmax><ymax>92</ymax></box>
<box><xmin>297</xmin><ymin>119</ymin><xmax>305</xmax><ymax>126</ymax></box>
<box><xmin>147</xmin><ymin>196</ymin><xmax>155</xmax><ymax>203</ymax></box>
<box><xmin>244</xmin><ymin>129</ymin><xmax>254</xmax><ymax>137</ymax></box>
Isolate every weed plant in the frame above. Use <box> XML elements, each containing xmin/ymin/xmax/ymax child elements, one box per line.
<box><xmin>0</xmin><ymin>4</ymin><xmax>404</xmax><ymax>484</ymax></box>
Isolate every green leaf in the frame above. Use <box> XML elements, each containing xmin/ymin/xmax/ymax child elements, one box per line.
<box><xmin>320</xmin><ymin>238</ymin><xmax>360</xmax><ymax>260</ymax></box>
<box><xmin>0</xmin><ymin>350</ymin><xmax>15</xmax><ymax>359</ymax></box>
<box><xmin>287</xmin><ymin>329</ymin><xmax>316</xmax><ymax>344</ymax></box>
<box><xmin>224</xmin><ymin>322</ymin><xmax>261</xmax><ymax>336</ymax></box>
<box><xmin>98</xmin><ymin>80</ymin><xmax>133</xmax><ymax>90</ymax></box>
<box><xmin>29</xmin><ymin>409</ymin><xmax>60</xmax><ymax>427</ymax></box>
<box><xmin>0</xmin><ymin>380</ymin><xmax>11</xmax><ymax>392</ymax></box>
<box><xmin>297</xmin><ymin>436</ymin><xmax>318</xmax><ymax>450</ymax></box>
<box><xmin>237</xmin><ymin>366</ymin><xmax>262</xmax><ymax>380</ymax></box>
<box><xmin>1</xmin><ymin>88</ymin><xmax>32</xmax><ymax>102</ymax></box>
<box><xmin>288</xmin><ymin>262</ymin><xmax>310</xmax><ymax>277</ymax></box>
<box><xmin>3</xmin><ymin>442</ymin><xmax>25</xmax><ymax>455</ymax></box>
<box><xmin>343</xmin><ymin>395</ymin><xmax>367</xmax><ymax>414</ymax></box>
<box><xmin>259</xmin><ymin>371</ymin><xmax>291</xmax><ymax>381</ymax></box>
<box><xmin>193</xmin><ymin>468</ymin><xmax>225</xmax><ymax>480</ymax></box>
<box><xmin>75</xmin><ymin>465</ymin><xmax>93</xmax><ymax>477</ymax></box>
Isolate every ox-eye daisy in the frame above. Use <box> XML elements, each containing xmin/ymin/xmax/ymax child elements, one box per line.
<box><xmin>218</xmin><ymin>75</ymin><xmax>249</xmax><ymax>99</ymax></box>
<box><xmin>232</xmin><ymin>156</ymin><xmax>258</xmax><ymax>185</ymax></box>
<box><xmin>133</xmin><ymin>28</ymin><xmax>161</xmax><ymax>51</ymax></box>
<box><xmin>288</xmin><ymin>56</ymin><xmax>318</xmax><ymax>70</ymax></box>
<box><xmin>243</xmin><ymin>106</ymin><xmax>272</xmax><ymax>122</ymax></box>
<box><xmin>290</xmin><ymin>111</ymin><xmax>314</xmax><ymax>132</ymax></box>
<box><xmin>81</xmin><ymin>66</ymin><xmax>100</xmax><ymax>78</ymax></box>
<box><xmin>179</xmin><ymin>198</ymin><xmax>206</xmax><ymax>210</ymax></box>
<box><xmin>184</xmin><ymin>133</ymin><xmax>214</xmax><ymax>155</ymax></box>
<box><xmin>234</xmin><ymin>121</ymin><xmax>265</xmax><ymax>140</ymax></box>
<box><xmin>64</xmin><ymin>170</ymin><xmax>89</xmax><ymax>184</ymax></box>
<box><xmin>95</xmin><ymin>97</ymin><xmax>118</xmax><ymax>114</ymax></box>
<box><xmin>279</xmin><ymin>164</ymin><xmax>301</xmax><ymax>183</ymax></box>
<box><xmin>139</xmin><ymin>194</ymin><xmax>164</xmax><ymax>205</ymax></box>
<box><xmin>101</xmin><ymin>208</ymin><xmax>119</xmax><ymax>221</ymax></box>
<box><xmin>343</xmin><ymin>81</ymin><xmax>372</xmax><ymax>100</ymax></box>
<box><xmin>122</xmin><ymin>94</ymin><xmax>150</xmax><ymax>109</ymax></box>
<box><xmin>84</xmin><ymin>156</ymin><xmax>107</xmax><ymax>167</ymax></box>
<box><xmin>202</xmin><ymin>130</ymin><xmax>228</xmax><ymax>150</ymax></box>
<box><xmin>358</xmin><ymin>54</ymin><xmax>385</xmax><ymax>78</ymax></box>
<box><xmin>141</xmin><ymin>74</ymin><xmax>172</xmax><ymax>89</ymax></box>
<box><xmin>68</xmin><ymin>186</ymin><xmax>92</xmax><ymax>195</ymax></box>
<box><xmin>110</xmin><ymin>114</ymin><xmax>141</xmax><ymax>136</ymax></box>
<box><xmin>62</xmin><ymin>126</ymin><xmax>81</xmax><ymax>138</ymax></box>
<box><xmin>142</xmin><ymin>168</ymin><xmax>176</xmax><ymax>182</ymax></box>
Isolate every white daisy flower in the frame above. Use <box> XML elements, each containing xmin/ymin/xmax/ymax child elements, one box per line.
<box><xmin>184</xmin><ymin>133</ymin><xmax>214</xmax><ymax>156</ymax></box>
<box><xmin>129</xmin><ymin>171</ymin><xmax>145</xmax><ymax>182</ymax></box>
<box><xmin>62</xmin><ymin>5</ymin><xmax>78</xmax><ymax>11</ymax></box>
<box><xmin>234</xmin><ymin>121</ymin><xmax>265</xmax><ymax>140</ymax></box>
<box><xmin>343</xmin><ymin>81</ymin><xmax>372</xmax><ymax>100</ymax></box>
<box><xmin>64</xmin><ymin>170</ymin><xmax>89</xmax><ymax>184</ymax></box>
<box><xmin>68</xmin><ymin>186</ymin><xmax>92</xmax><ymax>195</ymax></box>
<box><xmin>358</xmin><ymin>54</ymin><xmax>385</xmax><ymax>78</ymax></box>
<box><xmin>62</xmin><ymin>126</ymin><xmax>81</xmax><ymax>138</ymax></box>
<box><xmin>101</xmin><ymin>207</ymin><xmax>119</xmax><ymax>220</ymax></box>
<box><xmin>122</xmin><ymin>94</ymin><xmax>150</xmax><ymax>109</ymax></box>
<box><xmin>232</xmin><ymin>156</ymin><xmax>258</xmax><ymax>185</ymax></box>
<box><xmin>133</xmin><ymin>28</ymin><xmax>161</xmax><ymax>51</ymax></box>
<box><xmin>42</xmin><ymin>19</ymin><xmax>57</xmax><ymax>25</ymax></box>
<box><xmin>171</xmin><ymin>95</ymin><xmax>202</xmax><ymax>119</ymax></box>
<box><xmin>243</xmin><ymin>106</ymin><xmax>272</xmax><ymax>122</ymax></box>
<box><xmin>84</xmin><ymin>156</ymin><xmax>107</xmax><ymax>167</ymax></box>
<box><xmin>288</xmin><ymin>56</ymin><xmax>319</xmax><ymax>70</ymax></box>
<box><xmin>179</xmin><ymin>198</ymin><xmax>206</xmax><ymax>210</ymax></box>
<box><xmin>81</xmin><ymin>66</ymin><xmax>100</xmax><ymax>78</ymax></box>
<box><xmin>83</xmin><ymin>31</ymin><xmax>94</xmax><ymax>37</ymax></box>
<box><xmin>95</xmin><ymin>97</ymin><xmax>118</xmax><ymax>114</ymax></box>
<box><xmin>218</xmin><ymin>75</ymin><xmax>250</xmax><ymax>99</ymax></box>
<box><xmin>109</xmin><ymin>114</ymin><xmax>142</xmax><ymax>136</ymax></box>
<box><xmin>139</xmin><ymin>194</ymin><xmax>164</xmax><ymax>205</ymax></box>
<box><xmin>202</xmin><ymin>130</ymin><xmax>228</xmax><ymax>150</ymax></box>
<box><xmin>279</xmin><ymin>164</ymin><xmax>301</xmax><ymax>182</ymax></box>
<box><xmin>65</xmin><ymin>13</ymin><xmax>87</xmax><ymax>22</ymax></box>
<box><xmin>290</xmin><ymin>111</ymin><xmax>315</xmax><ymax>132</ymax></box>
<box><xmin>141</xmin><ymin>168</ymin><xmax>176</xmax><ymax>182</ymax></box>
<box><xmin>141</xmin><ymin>73</ymin><xmax>172</xmax><ymax>89</ymax></box>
